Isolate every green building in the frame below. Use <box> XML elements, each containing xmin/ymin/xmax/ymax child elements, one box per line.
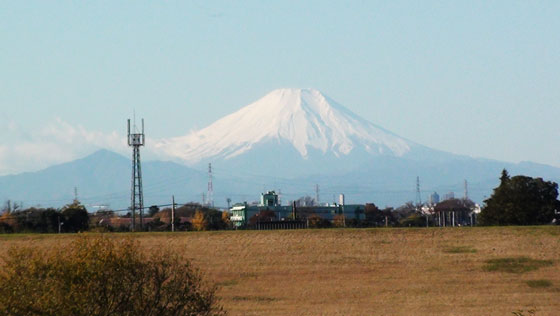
<box><xmin>230</xmin><ymin>191</ymin><xmax>364</xmax><ymax>228</ymax></box>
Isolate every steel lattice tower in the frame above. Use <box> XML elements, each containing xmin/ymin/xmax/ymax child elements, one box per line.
<box><xmin>416</xmin><ymin>176</ymin><xmax>422</xmax><ymax>206</ymax></box>
<box><xmin>128</xmin><ymin>119</ymin><xmax>145</xmax><ymax>231</ymax></box>
<box><xmin>207</xmin><ymin>163</ymin><xmax>214</xmax><ymax>207</ymax></box>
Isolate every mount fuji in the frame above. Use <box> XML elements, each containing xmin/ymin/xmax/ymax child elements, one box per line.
<box><xmin>156</xmin><ymin>88</ymin><xmax>449</xmax><ymax>176</ymax></box>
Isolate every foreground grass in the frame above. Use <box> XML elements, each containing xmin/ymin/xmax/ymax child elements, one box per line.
<box><xmin>1</xmin><ymin>226</ymin><xmax>559</xmax><ymax>315</ymax></box>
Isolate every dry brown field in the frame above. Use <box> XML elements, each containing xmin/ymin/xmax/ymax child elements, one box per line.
<box><xmin>1</xmin><ymin>226</ymin><xmax>559</xmax><ymax>315</ymax></box>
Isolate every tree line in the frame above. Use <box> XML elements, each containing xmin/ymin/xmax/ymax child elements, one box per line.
<box><xmin>1</xmin><ymin>169</ymin><xmax>558</xmax><ymax>233</ymax></box>
<box><xmin>0</xmin><ymin>200</ymin><xmax>88</xmax><ymax>233</ymax></box>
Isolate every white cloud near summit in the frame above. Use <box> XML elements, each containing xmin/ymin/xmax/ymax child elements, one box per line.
<box><xmin>0</xmin><ymin>118</ymin><xmax>128</xmax><ymax>175</ymax></box>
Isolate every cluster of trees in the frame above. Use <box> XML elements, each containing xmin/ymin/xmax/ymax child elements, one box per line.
<box><xmin>145</xmin><ymin>204</ymin><xmax>230</xmax><ymax>232</ymax></box>
<box><xmin>0</xmin><ymin>200</ymin><xmax>233</xmax><ymax>234</ymax></box>
<box><xmin>479</xmin><ymin>170</ymin><xmax>560</xmax><ymax>225</ymax></box>
<box><xmin>0</xmin><ymin>200</ymin><xmax>89</xmax><ymax>233</ymax></box>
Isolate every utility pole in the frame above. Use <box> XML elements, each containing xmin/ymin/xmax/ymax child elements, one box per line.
<box><xmin>58</xmin><ymin>215</ymin><xmax>63</xmax><ymax>234</ymax></box>
<box><xmin>172</xmin><ymin>195</ymin><xmax>175</xmax><ymax>232</ymax></box>
<box><xmin>128</xmin><ymin>118</ymin><xmax>145</xmax><ymax>231</ymax></box>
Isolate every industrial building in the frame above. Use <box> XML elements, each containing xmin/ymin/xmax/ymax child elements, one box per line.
<box><xmin>230</xmin><ymin>191</ymin><xmax>365</xmax><ymax>228</ymax></box>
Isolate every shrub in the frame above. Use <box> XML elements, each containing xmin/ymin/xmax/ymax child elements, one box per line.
<box><xmin>0</xmin><ymin>236</ymin><xmax>224</xmax><ymax>316</ymax></box>
<box><xmin>307</xmin><ymin>214</ymin><xmax>331</xmax><ymax>228</ymax></box>
<box><xmin>443</xmin><ymin>246</ymin><xmax>477</xmax><ymax>254</ymax></box>
<box><xmin>526</xmin><ymin>279</ymin><xmax>553</xmax><ymax>288</ymax></box>
<box><xmin>332</xmin><ymin>214</ymin><xmax>346</xmax><ymax>228</ymax></box>
<box><xmin>483</xmin><ymin>256</ymin><xmax>553</xmax><ymax>274</ymax></box>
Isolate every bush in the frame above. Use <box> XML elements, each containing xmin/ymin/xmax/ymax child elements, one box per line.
<box><xmin>526</xmin><ymin>279</ymin><xmax>552</xmax><ymax>288</ymax></box>
<box><xmin>0</xmin><ymin>236</ymin><xmax>225</xmax><ymax>316</ymax></box>
<box><xmin>399</xmin><ymin>213</ymin><xmax>426</xmax><ymax>227</ymax></box>
<box><xmin>307</xmin><ymin>214</ymin><xmax>331</xmax><ymax>228</ymax></box>
<box><xmin>483</xmin><ymin>256</ymin><xmax>553</xmax><ymax>274</ymax></box>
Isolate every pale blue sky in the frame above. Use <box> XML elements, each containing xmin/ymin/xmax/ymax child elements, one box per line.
<box><xmin>1</xmin><ymin>1</ymin><xmax>559</xmax><ymax>174</ymax></box>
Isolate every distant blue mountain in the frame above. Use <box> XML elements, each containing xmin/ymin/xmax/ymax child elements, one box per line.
<box><xmin>0</xmin><ymin>149</ymin><xmax>208</xmax><ymax>211</ymax></box>
<box><xmin>1</xmin><ymin>148</ymin><xmax>559</xmax><ymax>210</ymax></box>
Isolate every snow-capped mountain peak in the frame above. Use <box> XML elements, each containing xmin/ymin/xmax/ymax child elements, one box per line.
<box><xmin>155</xmin><ymin>88</ymin><xmax>412</xmax><ymax>165</ymax></box>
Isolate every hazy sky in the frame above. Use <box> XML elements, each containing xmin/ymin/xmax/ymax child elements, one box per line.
<box><xmin>1</xmin><ymin>1</ymin><xmax>559</xmax><ymax>174</ymax></box>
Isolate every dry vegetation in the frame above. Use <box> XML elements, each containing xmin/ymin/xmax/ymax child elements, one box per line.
<box><xmin>1</xmin><ymin>226</ymin><xmax>559</xmax><ymax>315</ymax></box>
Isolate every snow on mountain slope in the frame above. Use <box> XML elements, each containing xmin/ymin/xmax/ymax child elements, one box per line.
<box><xmin>156</xmin><ymin>88</ymin><xmax>414</xmax><ymax>164</ymax></box>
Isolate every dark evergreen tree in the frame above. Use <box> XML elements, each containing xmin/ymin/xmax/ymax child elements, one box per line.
<box><xmin>479</xmin><ymin>169</ymin><xmax>560</xmax><ymax>225</ymax></box>
<box><xmin>61</xmin><ymin>201</ymin><xmax>89</xmax><ymax>232</ymax></box>
<box><xmin>364</xmin><ymin>203</ymin><xmax>383</xmax><ymax>226</ymax></box>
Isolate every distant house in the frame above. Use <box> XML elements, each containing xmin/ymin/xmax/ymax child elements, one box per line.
<box><xmin>433</xmin><ymin>199</ymin><xmax>476</xmax><ymax>227</ymax></box>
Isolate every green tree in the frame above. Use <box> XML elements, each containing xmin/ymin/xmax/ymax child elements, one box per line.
<box><xmin>148</xmin><ymin>205</ymin><xmax>160</xmax><ymax>217</ymax></box>
<box><xmin>364</xmin><ymin>203</ymin><xmax>385</xmax><ymax>226</ymax></box>
<box><xmin>61</xmin><ymin>201</ymin><xmax>89</xmax><ymax>232</ymax></box>
<box><xmin>205</xmin><ymin>209</ymin><xmax>227</xmax><ymax>230</ymax></box>
<box><xmin>479</xmin><ymin>169</ymin><xmax>560</xmax><ymax>225</ymax></box>
<box><xmin>399</xmin><ymin>213</ymin><xmax>426</xmax><ymax>227</ymax></box>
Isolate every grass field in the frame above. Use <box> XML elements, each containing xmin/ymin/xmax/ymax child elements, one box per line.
<box><xmin>1</xmin><ymin>226</ymin><xmax>559</xmax><ymax>315</ymax></box>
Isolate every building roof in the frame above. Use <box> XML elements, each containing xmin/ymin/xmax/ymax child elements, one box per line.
<box><xmin>434</xmin><ymin>199</ymin><xmax>472</xmax><ymax>212</ymax></box>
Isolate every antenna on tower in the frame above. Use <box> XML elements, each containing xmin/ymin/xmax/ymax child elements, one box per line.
<box><xmin>207</xmin><ymin>163</ymin><xmax>214</xmax><ymax>207</ymax></box>
<box><xmin>73</xmin><ymin>186</ymin><xmax>78</xmax><ymax>203</ymax></box>
<box><xmin>128</xmin><ymin>117</ymin><xmax>145</xmax><ymax>231</ymax></box>
<box><xmin>415</xmin><ymin>176</ymin><xmax>422</xmax><ymax>206</ymax></box>
<box><xmin>464</xmin><ymin>179</ymin><xmax>468</xmax><ymax>200</ymax></box>
<box><xmin>315</xmin><ymin>184</ymin><xmax>320</xmax><ymax>206</ymax></box>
